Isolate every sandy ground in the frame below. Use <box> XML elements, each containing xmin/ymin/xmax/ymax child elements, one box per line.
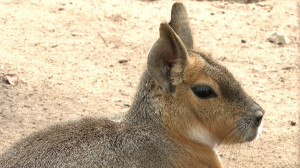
<box><xmin>0</xmin><ymin>0</ymin><xmax>299</xmax><ymax>167</ymax></box>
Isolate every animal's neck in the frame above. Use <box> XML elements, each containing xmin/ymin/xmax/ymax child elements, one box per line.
<box><xmin>172</xmin><ymin>137</ymin><xmax>222</xmax><ymax>168</ymax></box>
<box><xmin>124</xmin><ymin>71</ymin><xmax>163</xmax><ymax>126</ymax></box>
<box><xmin>162</xmin><ymin>113</ymin><xmax>222</xmax><ymax>167</ymax></box>
<box><xmin>124</xmin><ymin>71</ymin><xmax>223</xmax><ymax>168</ymax></box>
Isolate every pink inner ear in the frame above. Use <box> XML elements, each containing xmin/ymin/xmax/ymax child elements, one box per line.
<box><xmin>163</xmin><ymin>55</ymin><xmax>176</xmax><ymax>65</ymax></box>
<box><xmin>170</xmin><ymin>58</ymin><xmax>175</xmax><ymax>63</ymax></box>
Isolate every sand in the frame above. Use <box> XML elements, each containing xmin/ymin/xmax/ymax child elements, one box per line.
<box><xmin>0</xmin><ymin>0</ymin><xmax>299</xmax><ymax>167</ymax></box>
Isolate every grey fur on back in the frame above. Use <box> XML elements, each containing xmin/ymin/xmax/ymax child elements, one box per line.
<box><xmin>0</xmin><ymin>72</ymin><xmax>175</xmax><ymax>168</ymax></box>
<box><xmin>0</xmin><ymin>115</ymin><xmax>173</xmax><ymax>168</ymax></box>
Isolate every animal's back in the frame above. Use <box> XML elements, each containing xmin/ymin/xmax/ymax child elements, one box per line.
<box><xmin>0</xmin><ymin>118</ymin><xmax>173</xmax><ymax>168</ymax></box>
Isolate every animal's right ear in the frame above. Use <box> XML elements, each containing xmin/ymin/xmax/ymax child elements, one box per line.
<box><xmin>147</xmin><ymin>23</ymin><xmax>188</xmax><ymax>93</ymax></box>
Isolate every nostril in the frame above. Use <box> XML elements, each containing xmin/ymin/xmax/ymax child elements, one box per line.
<box><xmin>254</xmin><ymin>111</ymin><xmax>263</xmax><ymax>127</ymax></box>
<box><xmin>255</xmin><ymin>116</ymin><xmax>263</xmax><ymax>126</ymax></box>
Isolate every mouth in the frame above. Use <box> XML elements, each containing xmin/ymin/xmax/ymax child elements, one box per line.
<box><xmin>238</xmin><ymin>117</ymin><xmax>264</xmax><ymax>143</ymax></box>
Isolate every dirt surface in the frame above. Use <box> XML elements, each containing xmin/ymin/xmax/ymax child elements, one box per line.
<box><xmin>0</xmin><ymin>0</ymin><xmax>299</xmax><ymax>167</ymax></box>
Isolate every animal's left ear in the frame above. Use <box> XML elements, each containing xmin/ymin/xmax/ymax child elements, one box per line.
<box><xmin>147</xmin><ymin>23</ymin><xmax>189</xmax><ymax>93</ymax></box>
<box><xmin>169</xmin><ymin>2</ymin><xmax>193</xmax><ymax>49</ymax></box>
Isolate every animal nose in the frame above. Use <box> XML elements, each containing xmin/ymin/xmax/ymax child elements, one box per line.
<box><xmin>250</xmin><ymin>104</ymin><xmax>264</xmax><ymax>127</ymax></box>
<box><xmin>250</xmin><ymin>103</ymin><xmax>261</xmax><ymax>112</ymax></box>
<box><xmin>254</xmin><ymin>111</ymin><xmax>263</xmax><ymax>127</ymax></box>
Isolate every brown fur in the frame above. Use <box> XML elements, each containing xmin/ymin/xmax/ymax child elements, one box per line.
<box><xmin>0</xmin><ymin>3</ymin><xmax>264</xmax><ymax>168</ymax></box>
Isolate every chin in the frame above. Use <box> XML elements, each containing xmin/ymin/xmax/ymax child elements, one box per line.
<box><xmin>240</xmin><ymin>121</ymin><xmax>263</xmax><ymax>143</ymax></box>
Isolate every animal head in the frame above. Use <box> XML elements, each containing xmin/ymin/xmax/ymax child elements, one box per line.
<box><xmin>147</xmin><ymin>3</ymin><xmax>264</xmax><ymax>147</ymax></box>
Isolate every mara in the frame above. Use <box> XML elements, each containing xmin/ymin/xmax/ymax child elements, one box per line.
<box><xmin>0</xmin><ymin>2</ymin><xmax>264</xmax><ymax>168</ymax></box>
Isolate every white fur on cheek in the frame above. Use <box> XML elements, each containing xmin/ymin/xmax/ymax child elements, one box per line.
<box><xmin>188</xmin><ymin>125</ymin><xmax>217</xmax><ymax>148</ymax></box>
<box><xmin>255</xmin><ymin>120</ymin><xmax>263</xmax><ymax>139</ymax></box>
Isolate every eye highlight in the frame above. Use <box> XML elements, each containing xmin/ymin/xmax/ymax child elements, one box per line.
<box><xmin>191</xmin><ymin>85</ymin><xmax>217</xmax><ymax>99</ymax></box>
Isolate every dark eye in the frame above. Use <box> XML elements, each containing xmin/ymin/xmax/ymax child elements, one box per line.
<box><xmin>191</xmin><ymin>85</ymin><xmax>217</xmax><ymax>99</ymax></box>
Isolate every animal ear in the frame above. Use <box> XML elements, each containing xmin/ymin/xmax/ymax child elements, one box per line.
<box><xmin>147</xmin><ymin>23</ymin><xmax>188</xmax><ymax>93</ymax></box>
<box><xmin>169</xmin><ymin>2</ymin><xmax>193</xmax><ymax>49</ymax></box>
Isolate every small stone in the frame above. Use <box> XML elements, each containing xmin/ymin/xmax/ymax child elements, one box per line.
<box><xmin>227</xmin><ymin>0</ymin><xmax>258</xmax><ymax>3</ymax></box>
<box><xmin>241</xmin><ymin>39</ymin><xmax>247</xmax><ymax>43</ymax></box>
<box><xmin>267</xmin><ymin>31</ymin><xmax>290</xmax><ymax>45</ymax></box>
<box><xmin>118</xmin><ymin>59</ymin><xmax>128</xmax><ymax>64</ymax></box>
<box><xmin>51</xmin><ymin>44</ymin><xmax>58</xmax><ymax>48</ymax></box>
<box><xmin>282</xmin><ymin>66</ymin><xmax>293</xmax><ymax>70</ymax></box>
<box><xmin>123</xmin><ymin>103</ymin><xmax>130</xmax><ymax>107</ymax></box>
<box><xmin>291</xmin><ymin>120</ymin><xmax>296</xmax><ymax>126</ymax></box>
<box><xmin>219</xmin><ymin>57</ymin><xmax>227</xmax><ymax>61</ymax></box>
<box><xmin>58</xmin><ymin>8</ymin><xmax>65</xmax><ymax>11</ymax></box>
<box><xmin>4</xmin><ymin>74</ymin><xmax>19</xmax><ymax>86</ymax></box>
<box><xmin>210</xmin><ymin>12</ymin><xmax>215</xmax><ymax>15</ymax></box>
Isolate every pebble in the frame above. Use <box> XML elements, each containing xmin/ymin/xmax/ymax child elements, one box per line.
<box><xmin>267</xmin><ymin>31</ymin><xmax>290</xmax><ymax>45</ymax></box>
<box><xmin>282</xmin><ymin>66</ymin><xmax>293</xmax><ymax>70</ymax></box>
<box><xmin>118</xmin><ymin>59</ymin><xmax>128</xmax><ymax>64</ymax></box>
<box><xmin>4</xmin><ymin>74</ymin><xmax>19</xmax><ymax>86</ymax></box>
<box><xmin>241</xmin><ymin>39</ymin><xmax>247</xmax><ymax>43</ymax></box>
<box><xmin>290</xmin><ymin>120</ymin><xmax>296</xmax><ymax>126</ymax></box>
<box><xmin>123</xmin><ymin>103</ymin><xmax>130</xmax><ymax>107</ymax></box>
<box><xmin>225</xmin><ymin>0</ymin><xmax>258</xmax><ymax>3</ymax></box>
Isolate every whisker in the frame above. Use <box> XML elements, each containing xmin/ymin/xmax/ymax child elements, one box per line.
<box><xmin>219</xmin><ymin>138</ymin><xmax>236</xmax><ymax>167</ymax></box>
<box><xmin>209</xmin><ymin>124</ymin><xmax>241</xmax><ymax>168</ymax></box>
<box><xmin>217</xmin><ymin>123</ymin><xmax>240</xmax><ymax>145</ymax></box>
<box><xmin>220</xmin><ymin>132</ymin><xmax>242</xmax><ymax>167</ymax></box>
<box><xmin>216</xmin><ymin>123</ymin><xmax>246</xmax><ymax>168</ymax></box>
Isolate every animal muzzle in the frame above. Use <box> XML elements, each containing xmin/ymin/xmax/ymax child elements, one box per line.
<box><xmin>237</xmin><ymin>103</ymin><xmax>265</xmax><ymax>142</ymax></box>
